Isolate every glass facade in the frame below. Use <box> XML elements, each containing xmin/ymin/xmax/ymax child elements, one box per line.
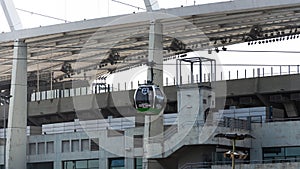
<box><xmin>263</xmin><ymin>146</ymin><xmax>300</xmax><ymax>162</ymax></box>
<box><xmin>63</xmin><ymin>159</ymin><xmax>99</xmax><ymax>169</ymax></box>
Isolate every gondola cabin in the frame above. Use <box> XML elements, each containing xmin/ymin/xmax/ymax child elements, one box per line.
<box><xmin>134</xmin><ymin>84</ymin><xmax>166</xmax><ymax>115</ymax></box>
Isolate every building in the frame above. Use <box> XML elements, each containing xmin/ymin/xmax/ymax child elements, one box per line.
<box><xmin>1</xmin><ymin>0</ymin><xmax>300</xmax><ymax>168</ymax></box>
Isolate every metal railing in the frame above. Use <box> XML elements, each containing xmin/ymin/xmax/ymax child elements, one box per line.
<box><xmin>29</xmin><ymin>65</ymin><xmax>300</xmax><ymax>102</ymax></box>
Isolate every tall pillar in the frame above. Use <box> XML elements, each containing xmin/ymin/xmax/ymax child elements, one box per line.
<box><xmin>6</xmin><ymin>40</ymin><xmax>27</xmax><ymax>169</ymax></box>
<box><xmin>147</xmin><ymin>20</ymin><xmax>163</xmax><ymax>88</ymax></box>
<box><xmin>144</xmin><ymin>20</ymin><xmax>164</xmax><ymax>169</ymax></box>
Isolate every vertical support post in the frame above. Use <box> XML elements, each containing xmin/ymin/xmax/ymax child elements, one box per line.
<box><xmin>191</xmin><ymin>62</ymin><xmax>194</xmax><ymax>84</ymax></box>
<box><xmin>199</xmin><ymin>61</ymin><xmax>202</xmax><ymax>83</ymax></box>
<box><xmin>280</xmin><ymin>66</ymin><xmax>282</xmax><ymax>75</ymax></box>
<box><xmin>6</xmin><ymin>40</ymin><xmax>27</xmax><ymax>169</ymax></box>
<box><xmin>166</xmin><ymin>77</ymin><xmax>168</xmax><ymax>86</ymax></box>
<box><xmin>232</xmin><ymin>139</ymin><xmax>236</xmax><ymax>169</ymax></box>
<box><xmin>221</xmin><ymin>72</ymin><xmax>223</xmax><ymax>81</ymax></box>
<box><xmin>179</xmin><ymin>60</ymin><xmax>182</xmax><ymax>85</ymax></box>
<box><xmin>173</xmin><ymin>77</ymin><xmax>175</xmax><ymax>85</ymax></box>
<box><xmin>210</xmin><ymin>60</ymin><xmax>213</xmax><ymax>82</ymax></box>
<box><xmin>144</xmin><ymin>20</ymin><xmax>164</xmax><ymax>169</ymax></box>
<box><xmin>271</xmin><ymin>67</ymin><xmax>273</xmax><ymax>76</ymax></box>
<box><xmin>147</xmin><ymin>20</ymin><xmax>163</xmax><ymax>87</ymax></box>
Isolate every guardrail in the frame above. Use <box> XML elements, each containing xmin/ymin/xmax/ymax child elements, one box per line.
<box><xmin>29</xmin><ymin>65</ymin><xmax>300</xmax><ymax>102</ymax></box>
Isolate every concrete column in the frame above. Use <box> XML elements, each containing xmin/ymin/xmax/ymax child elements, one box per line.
<box><xmin>125</xmin><ymin>158</ymin><xmax>134</xmax><ymax>169</ymax></box>
<box><xmin>6</xmin><ymin>40</ymin><xmax>27</xmax><ymax>169</ymax></box>
<box><xmin>144</xmin><ymin>20</ymin><xmax>164</xmax><ymax>169</ymax></box>
<box><xmin>147</xmin><ymin>20</ymin><xmax>163</xmax><ymax>88</ymax></box>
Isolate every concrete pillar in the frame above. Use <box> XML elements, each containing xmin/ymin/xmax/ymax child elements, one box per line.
<box><xmin>144</xmin><ymin>20</ymin><xmax>164</xmax><ymax>169</ymax></box>
<box><xmin>6</xmin><ymin>40</ymin><xmax>27</xmax><ymax>169</ymax></box>
<box><xmin>125</xmin><ymin>158</ymin><xmax>134</xmax><ymax>169</ymax></box>
<box><xmin>147</xmin><ymin>20</ymin><xmax>163</xmax><ymax>88</ymax></box>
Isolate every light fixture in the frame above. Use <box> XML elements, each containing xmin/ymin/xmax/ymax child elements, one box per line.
<box><xmin>215</xmin><ymin>47</ymin><xmax>220</xmax><ymax>53</ymax></box>
<box><xmin>208</xmin><ymin>49</ymin><xmax>212</xmax><ymax>54</ymax></box>
<box><xmin>61</xmin><ymin>62</ymin><xmax>73</xmax><ymax>78</ymax></box>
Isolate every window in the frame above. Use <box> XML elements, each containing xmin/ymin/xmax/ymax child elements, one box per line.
<box><xmin>90</xmin><ymin>138</ymin><xmax>99</xmax><ymax>151</ymax></box>
<box><xmin>72</xmin><ymin>140</ymin><xmax>80</xmax><ymax>152</ymax></box>
<box><xmin>286</xmin><ymin>147</ymin><xmax>300</xmax><ymax>157</ymax></box>
<box><xmin>63</xmin><ymin>161</ymin><xmax>75</xmax><ymax>169</ymax></box>
<box><xmin>27</xmin><ymin>162</ymin><xmax>53</xmax><ymax>169</ymax></box>
<box><xmin>134</xmin><ymin>135</ymin><xmax>143</xmax><ymax>148</ymax></box>
<box><xmin>108</xmin><ymin>158</ymin><xmax>124</xmax><ymax>169</ymax></box>
<box><xmin>46</xmin><ymin>141</ymin><xmax>54</xmax><ymax>154</ymax></box>
<box><xmin>135</xmin><ymin>158</ymin><xmax>143</xmax><ymax>169</ymax></box>
<box><xmin>263</xmin><ymin>146</ymin><xmax>300</xmax><ymax>162</ymax></box>
<box><xmin>81</xmin><ymin>139</ymin><xmax>89</xmax><ymax>151</ymax></box>
<box><xmin>62</xmin><ymin>140</ymin><xmax>70</xmax><ymax>153</ymax></box>
<box><xmin>88</xmin><ymin>160</ymin><xmax>99</xmax><ymax>169</ymax></box>
<box><xmin>29</xmin><ymin>143</ymin><xmax>36</xmax><ymax>155</ymax></box>
<box><xmin>76</xmin><ymin>160</ymin><xmax>87</xmax><ymax>169</ymax></box>
<box><xmin>62</xmin><ymin>159</ymin><xmax>99</xmax><ymax>169</ymax></box>
<box><xmin>38</xmin><ymin>142</ymin><xmax>45</xmax><ymax>154</ymax></box>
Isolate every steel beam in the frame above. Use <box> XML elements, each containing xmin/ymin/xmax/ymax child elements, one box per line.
<box><xmin>143</xmin><ymin>0</ymin><xmax>159</xmax><ymax>12</ymax></box>
<box><xmin>0</xmin><ymin>0</ymin><xmax>22</xmax><ymax>31</ymax></box>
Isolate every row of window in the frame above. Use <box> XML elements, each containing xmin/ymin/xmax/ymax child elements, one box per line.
<box><xmin>62</xmin><ymin>138</ymin><xmax>99</xmax><ymax>153</ymax></box>
<box><xmin>263</xmin><ymin>146</ymin><xmax>300</xmax><ymax>162</ymax></box>
<box><xmin>29</xmin><ymin>141</ymin><xmax>54</xmax><ymax>155</ymax></box>
<box><xmin>28</xmin><ymin>135</ymin><xmax>145</xmax><ymax>155</ymax></box>
<box><xmin>62</xmin><ymin>158</ymin><xmax>142</xmax><ymax>169</ymax></box>
<box><xmin>28</xmin><ymin>138</ymin><xmax>99</xmax><ymax>155</ymax></box>
<box><xmin>63</xmin><ymin>159</ymin><xmax>99</xmax><ymax>169</ymax></box>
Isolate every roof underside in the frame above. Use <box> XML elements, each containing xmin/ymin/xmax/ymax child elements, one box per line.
<box><xmin>1</xmin><ymin>0</ymin><xmax>300</xmax><ymax>83</ymax></box>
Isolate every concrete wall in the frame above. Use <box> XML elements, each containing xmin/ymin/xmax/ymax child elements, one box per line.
<box><xmin>250</xmin><ymin>121</ymin><xmax>300</xmax><ymax>161</ymax></box>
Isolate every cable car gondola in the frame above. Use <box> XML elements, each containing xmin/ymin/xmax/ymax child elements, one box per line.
<box><xmin>134</xmin><ymin>84</ymin><xmax>166</xmax><ymax>115</ymax></box>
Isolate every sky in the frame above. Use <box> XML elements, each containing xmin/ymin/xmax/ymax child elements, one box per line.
<box><xmin>1</xmin><ymin>0</ymin><xmax>300</xmax><ymax>84</ymax></box>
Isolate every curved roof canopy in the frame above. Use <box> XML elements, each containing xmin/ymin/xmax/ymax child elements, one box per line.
<box><xmin>1</xmin><ymin>0</ymin><xmax>300</xmax><ymax>82</ymax></box>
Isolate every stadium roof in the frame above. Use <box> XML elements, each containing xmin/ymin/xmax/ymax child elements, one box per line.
<box><xmin>1</xmin><ymin>0</ymin><xmax>300</xmax><ymax>82</ymax></box>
